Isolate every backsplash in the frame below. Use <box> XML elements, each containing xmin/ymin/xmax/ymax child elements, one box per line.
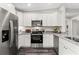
<box><xmin>18</xmin><ymin>26</ymin><xmax>61</xmax><ymax>34</ymax></box>
<box><xmin>42</xmin><ymin>26</ymin><xmax>61</xmax><ymax>32</ymax></box>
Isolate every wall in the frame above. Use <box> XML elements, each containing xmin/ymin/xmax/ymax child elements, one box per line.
<box><xmin>72</xmin><ymin>20</ymin><xmax>79</xmax><ymax>37</ymax></box>
<box><xmin>70</xmin><ymin>15</ymin><xmax>79</xmax><ymax>38</ymax></box>
<box><xmin>0</xmin><ymin>3</ymin><xmax>16</xmax><ymax>15</ymax></box>
<box><xmin>66</xmin><ymin>18</ymin><xmax>72</xmax><ymax>37</ymax></box>
<box><xmin>58</xmin><ymin>6</ymin><xmax>66</xmax><ymax>32</ymax></box>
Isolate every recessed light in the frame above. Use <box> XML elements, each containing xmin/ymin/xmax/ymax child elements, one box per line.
<box><xmin>27</xmin><ymin>3</ymin><xmax>31</xmax><ymax>7</ymax></box>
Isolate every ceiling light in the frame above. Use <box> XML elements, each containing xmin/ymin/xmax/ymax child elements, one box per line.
<box><xmin>27</xmin><ymin>3</ymin><xmax>31</xmax><ymax>7</ymax></box>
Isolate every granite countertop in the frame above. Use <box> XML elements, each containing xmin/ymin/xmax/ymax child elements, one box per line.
<box><xmin>53</xmin><ymin>33</ymin><xmax>79</xmax><ymax>47</ymax></box>
<box><xmin>19</xmin><ymin>31</ymin><xmax>61</xmax><ymax>35</ymax></box>
<box><xmin>18</xmin><ymin>31</ymin><xmax>31</xmax><ymax>35</ymax></box>
<box><xmin>43</xmin><ymin>31</ymin><xmax>61</xmax><ymax>34</ymax></box>
<box><xmin>18</xmin><ymin>31</ymin><xmax>79</xmax><ymax>47</ymax></box>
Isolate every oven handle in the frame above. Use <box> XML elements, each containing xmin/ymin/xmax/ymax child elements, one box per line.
<box><xmin>31</xmin><ymin>34</ymin><xmax>43</xmax><ymax>35</ymax></box>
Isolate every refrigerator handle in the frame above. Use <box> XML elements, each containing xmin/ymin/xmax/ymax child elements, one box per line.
<box><xmin>9</xmin><ymin>20</ymin><xmax>14</xmax><ymax>47</ymax></box>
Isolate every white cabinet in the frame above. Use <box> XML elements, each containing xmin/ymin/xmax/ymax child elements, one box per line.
<box><xmin>42</xmin><ymin>12</ymin><xmax>58</xmax><ymax>26</ymax></box>
<box><xmin>43</xmin><ymin>33</ymin><xmax>53</xmax><ymax>48</ymax></box>
<box><xmin>23</xmin><ymin>13</ymin><xmax>31</xmax><ymax>26</ymax></box>
<box><xmin>18</xmin><ymin>34</ymin><xmax>31</xmax><ymax>49</ymax></box>
<box><xmin>31</xmin><ymin>14</ymin><xmax>37</xmax><ymax>20</ymax></box>
<box><xmin>0</xmin><ymin>3</ymin><xmax>16</xmax><ymax>15</ymax></box>
<box><xmin>59</xmin><ymin>38</ymin><xmax>79</xmax><ymax>55</ymax></box>
<box><xmin>35</xmin><ymin>14</ymin><xmax>43</xmax><ymax>20</ymax></box>
<box><xmin>17</xmin><ymin>12</ymin><xmax>60</xmax><ymax>26</ymax></box>
<box><xmin>23</xmin><ymin>13</ymin><xmax>43</xmax><ymax>26</ymax></box>
<box><xmin>16</xmin><ymin>11</ymin><xmax>24</xmax><ymax>26</ymax></box>
<box><xmin>59</xmin><ymin>38</ymin><xmax>73</xmax><ymax>55</ymax></box>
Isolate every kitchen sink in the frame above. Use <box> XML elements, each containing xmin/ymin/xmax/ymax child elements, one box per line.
<box><xmin>65</xmin><ymin>37</ymin><xmax>79</xmax><ymax>42</ymax></box>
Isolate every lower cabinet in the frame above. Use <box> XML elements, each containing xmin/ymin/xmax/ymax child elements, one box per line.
<box><xmin>18</xmin><ymin>34</ymin><xmax>31</xmax><ymax>49</ymax></box>
<box><xmin>43</xmin><ymin>33</ymin><xmax>53</xmax><ymax>48</ymax></box>
<box><xmin>53</xmin><ymin>35</ymin><xmax>59</xmax><ymax>54</ymax></box>
<box><xmin>59</xmin><ymin>38</ymin><xmax>79</xmax><ymax>55</ymax></box>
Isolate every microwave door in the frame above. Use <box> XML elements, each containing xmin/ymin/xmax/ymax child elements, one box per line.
<box><xmin>9</xmin><ymin>20</ymin><xmax>14</xmax><ymax>47</ymax></box>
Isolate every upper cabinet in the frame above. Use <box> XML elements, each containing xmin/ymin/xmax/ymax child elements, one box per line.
<box><xmin>42</xmin><ymin>12</ymin><xmax>58</xmax><ymax>26</ymax></box>
<box><xmin>17</xmin><ymin>6</ymin><xmax>66</xmax><ymax>28</ymax></box>
<box><xmin>23</xmin><ymin>13</ymin><xmax>43</xmax><ymax>26</ymax></box>
<box><xmin>23</xmin><ymin>13</ymin><xmax>31</xmax><ymax>26</ymax></box>
<box><xmin>0</xmin><ymin>3</ymin><xmax>16</xmax><ymax>15</ymax></box>
<box><xmin>35</xmin><ymin>14</ymin><xmax>43</xmax><ymax>20</ymax></box>
<box><xmin>16</xmin><ymin>11</ymin><xmax>24</xmax><ymax>26</ymax></box>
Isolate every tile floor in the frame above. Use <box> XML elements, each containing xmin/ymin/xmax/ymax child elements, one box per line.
<box><xmin>18</xmin><ymin>47</ymin><xmax>57</xmax><ymax>55</ymax></box>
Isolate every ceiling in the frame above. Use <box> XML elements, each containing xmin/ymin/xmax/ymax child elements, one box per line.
<box><xmin>13</xmin><ymin>3</ymin><xmax>79</xmax><ymax>18</ymax></box>
<box><xmin>13</xmin><ymin>3</ymin><xmax>60</xmax><ymax>12</ymax></box>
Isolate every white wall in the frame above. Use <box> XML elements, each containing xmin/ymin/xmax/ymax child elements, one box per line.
<box><xmin>0</xmin><ymin>3</ymin><xmax>16</xmax><ymax>15</ymax></box>
<box><xmin>72</xmin><ymin>20</ymin><xmax>79</xmax><ymax>37</ymax></box>
<box><xmin>58</xmin><ymin>6</ymin><xmax>66</xmax><ymax>32</ymax></box>
<box><xmin>70</xmin><ymin>15</ymin><xmax>79</xmax><ymax>37</ymax></box>
<box><xmin>66</xmin><ymin>19</ymin><xmax>72</xmax><ymax>36</ymax></box>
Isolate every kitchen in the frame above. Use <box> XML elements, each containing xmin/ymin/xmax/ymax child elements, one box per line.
<box><xmin>0</xmin><ymin>3</ymin><xmax>79</xmax><ymax>55</ymax></box>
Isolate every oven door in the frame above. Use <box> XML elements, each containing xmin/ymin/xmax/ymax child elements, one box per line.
<box><xmin>31</xmin><ymin>35</ymin><xmax>43</xmax><ymax>43</ymax></box>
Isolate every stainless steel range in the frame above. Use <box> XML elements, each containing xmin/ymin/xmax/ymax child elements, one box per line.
<box><xmin>31</xmin><ymin>31</ymin><xmax>43</xmax><ymax>43</ymax></box>
<box><xmin>31</xmin><ymin>20</ymin><xmax>43</xmax><ymax>48</ymax></box>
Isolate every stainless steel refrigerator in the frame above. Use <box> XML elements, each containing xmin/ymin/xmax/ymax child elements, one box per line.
<box><xmin>0</xmin><ymin>8</ymin><xmax>18</xmax><ymax>55</ymax></box>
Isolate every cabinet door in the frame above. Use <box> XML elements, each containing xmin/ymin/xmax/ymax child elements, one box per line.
<box><xmin>59</xmin><ymin>38</ymin><xmax>65</xmax><ymax>55</ymax></box>
<box><xmin>62</xmin><ymin>39</ymin><xmax>79</xmax><ymax>54</ymax></box>
<box><xmin>17</xmin><ymin>11</ymin><xmax>24</xmax><ymax>26</ymax></box>
<box><xmin>59</xmin><ymin>38</ymin><xmax>77</xmax><ymax>55</ymax></box>
<box><xmin>36</xmin><ymin>14</ymin><xmax>43</xmax><ymax>20</ymax></box>
<box><xmin>31</xmin><ymin>14</ymin><xmax>37</xmax><ymax>20</ymax></box>
<box><xmin>18</xmin><ymin>35</ymin><xmax>26</xmax><ymax>48</ymax></box>
<box><xmin>43</xmin><ymin>34</ymin><xmax>53</xmax><ymax>48</ymax></box>
<box><xmin>42</xmin><ymin>13</ymin><xmax>58</xmax><ymax>26</ymax></box>
<box><xmin>23</xmin><ymin>13</ymin><xmax>31</xmax><ymax>26</ymax></box>
<box><xmin>47</xmin><ymin>13</ymin><xmax>58</xmax><ymax>26</ymax></box>
<box><xmin>24</xmin><ymin>35</ymin><xmax>31</xmax><ymax>47</ymax></box>
<box><xmin>18</xmin><ymin>35</ymin><xmax>31</xmax><ymax>48</ymax></box>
